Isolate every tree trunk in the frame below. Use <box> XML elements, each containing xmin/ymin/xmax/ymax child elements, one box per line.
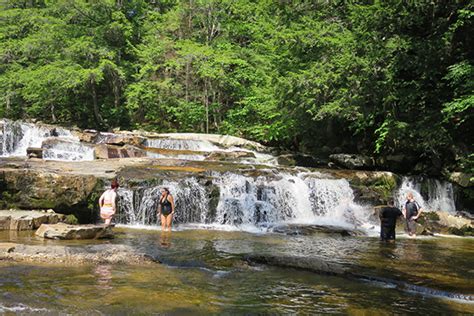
<box><xmin>90</xmin><ymin>78</ymin><xmax>104</xmax><ymax>128</ymax></box>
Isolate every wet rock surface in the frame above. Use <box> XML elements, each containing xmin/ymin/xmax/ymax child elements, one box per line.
<box><xmin>35</xmin><ymin>223</ymin><xmax>114</xmax><ymax>240</ymax></box>
<box><xmin>270</xmin><ymin>224</ymin><xmax>365</xmax><ymax>237</ymax></box>
<box><xmin>0</xmin><ymin>210</ymin><xmax>64</xmax><ymax>231</ymax></box>
<box><xmin>330</xmin><ymin>154</ymin><xmax>374</xmax><ymax>170</ymax></box>
<box><xmin>0</xmin><ymin>242</ymin><xmax>157</xmax><ymax>264</ymax></box>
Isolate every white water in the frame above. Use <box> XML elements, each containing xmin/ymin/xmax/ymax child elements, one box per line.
<box><xmin>116</xmin><ymin>172</ymin><xmax>373</xmax><ymax>232</ymax></box>
<box><xmin>0</xmin><ymin>119</ymin><xmax>94</xmax><ymax>161</ymax></box>
<box><xmin>145</xmin><ymin>138</ymin><xmax>278</xmax><ymax>165</ymax></box>
<box><xmin>396</xmin><ymin>177</ymin><xmax>456</xmax><ymax>213</ymax></box>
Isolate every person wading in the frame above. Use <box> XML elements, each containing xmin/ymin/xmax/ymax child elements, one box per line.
<box><xmin>157</xmin><ymin>187</ymin><xmax>175</xmax><ymax>232</ymax></box>
<box><xmin>402</xmin><ymin>192</ymin><xmax>423</xmax><ymax>238</ymax></box>
<box><xmin>379</xmin><ymin>199</ymin><xmax>403</xmax><ymax>242</ymax></box>
<box><xmin>99</xmin><ymin>179</ymin><xmax>119</xmax><ymax>226</ymax></box>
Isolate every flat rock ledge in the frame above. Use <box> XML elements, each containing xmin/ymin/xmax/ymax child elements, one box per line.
<box><xmin>0</xmin><ymin>210</ymin><xmax>64</xmax><ymax>231</ymax></box>
<box><xmin>270</xmin><ymin>224</ymin><xmax>365</xmax><ymax>237</ymax></box>
<box><xmin>0</xmin><ymin>243</ymin><xmax>157</xmax><ymax>265</ymax></box>
<box><xmin>35</xmin><ymin>223</ymin><xmax>114</xmax><ymax>240</ymax></box>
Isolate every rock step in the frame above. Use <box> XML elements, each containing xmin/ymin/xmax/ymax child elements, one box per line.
<box><xmin>0</xmin><ymin>243</ymin><xmax>158</xmax><ymax>265</ymax></box>
<box><xmin>35</xmin><ymin>223</ymin><xmax>114</xmax><ymax>240</ymax></box>
<box><xmin>0</xmin><ymin>210</ymin><xmax>64</xmax><ymax>231</ymax></box>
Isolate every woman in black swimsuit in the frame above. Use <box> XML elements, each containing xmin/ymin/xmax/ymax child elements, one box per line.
<box><xmin>158</xmin><ymin>187</ymin><xmax>175</xmax><ymax>232</ymax></box>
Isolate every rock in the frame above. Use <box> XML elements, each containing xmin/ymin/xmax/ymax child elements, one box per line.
<box><xmin>375</xmin><ymin>155</ymin><xmax>417</xmax><ymax>173</ymax></box>
<box><xmin>0</xmin><ymin>243</ymin><xmax>157</xmax><ymax>265</ymax></box>
<box><xmin>35</xmin><ymin>223</ymin><xmax>114</xmax><ymax>240</ymax></box>
<box><xmin>205</xmin><ymin>151</ymin><xmax>255</xmax><ymax>162</ymax></box>
<box><xmin>415</xmin><ymin>211</ymin><xmax>473</xmax><ymax>235</ymax></box>
<box><xmin>277</xmin><ymin>153</ymin><xmax>326</xmax><ymax>168</ymax></box>
<box><xmin>329</xmin><ymin>154</ymin><xmax>374</xmax><ymax>170</ymax></box>
<box><xmin>449</xmin><ymin>172</ymin><xmax>473</xmax><ymax>188</ymax></box>
<box><xmin>95</xmin><ymin>144</ymin><xmax>146</xmax><ymax>159</ymax></box>
<box><xmin>98</xmin><ymin>134</ymin><xmax>146</xmax><ymax>147</ymax></box>
<box><xmin>277</xmin><ymin>154</ymin><xmax>296</xmax><ymax>166</ymax></box>
<box><xmin>271</xmin><ymin>224</ymin><xmax>365</xmax><ymax>237</ymax></box>
<box><xmin>0</xmin><ymin>168</ymin><xmax>99</xmax><ymax>210</ymax></box>
<box><xmin>245</xmin><ymin>254</ymin><xmax>349</xmax><ymax>276</ymax></box>
<box><xmin>0</xmin><ymin>210</ymin><xmax>64</xmax><ymax>231</ymax></box>
<box><xmin>74</xmin><ymin>129</ymin><xmax>99</xmax><ymax>143</ymax></box>
<box><xmin>26</xmin><ymin>147</ymin><xmax>43</xmax><ymax>159</ymax></box>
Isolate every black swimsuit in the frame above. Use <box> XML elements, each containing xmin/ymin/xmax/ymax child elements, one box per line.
<box><xmin>160</xmin><ymin>194</ymin><xmax>173</xmax><ymax>216</ymax></box>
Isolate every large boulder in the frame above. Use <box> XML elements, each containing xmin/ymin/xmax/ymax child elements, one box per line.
<box><xmin>95</xmin><ymin>144</ymin><xmax>146</xmax><ymax>159</ymax></box>
<box><xmin>0</xmin><ymin>168</ymin><xmax>99</xmax><ymax>210</ymax></box>
<box><xmin>0</xmin><ymin>210</ymin><xmax>64</xmax><ymax>231</ymax></box>
<box><xmin>329</xmin><ymin>154</ymin><xmax>374</xmax><ymax>170</ymax></box>
<box><xmin>35</xmin><ymin>223</ymin><xmax>114</xmax><ymax>240</ymax></box>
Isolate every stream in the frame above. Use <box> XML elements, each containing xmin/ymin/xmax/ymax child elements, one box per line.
<box><xmin>1</xmin><ymin>228</ymin><xmax>473</xmax><ymax>314</ymax></box>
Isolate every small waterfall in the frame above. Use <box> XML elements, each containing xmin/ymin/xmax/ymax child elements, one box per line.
<box><xmin>396</xmin><ymin>177</ymin><xmax>456</xmax><ymax>213</ymax></box>
<box><xmin>0</xmin><ymin>119</ymin><xmax>94</xmax><ymax>161</ymax></box>
<box><xmin>146</xmin><ymin>138</ymin><xmax>220</xmax><ymax>152</ymax></box>
<box><xmin>116</xmin><ymin>171</ymin><xmax>372</xmax><ymax>230</ymax></box>
<box><xmin>42</xmin><ymin>138</ymin><xmax>95</xmax><ymax>161</ymax></box>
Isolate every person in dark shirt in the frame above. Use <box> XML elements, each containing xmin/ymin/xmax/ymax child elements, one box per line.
<box><xmin>402</xmin><ymin>192</ymin><xmax>423</xmax><ymax>238</ymax></box>
<box><xmin>379</xmin><ymin>199</ymin><xmax>403</xmax><ymax>242</ymax></box>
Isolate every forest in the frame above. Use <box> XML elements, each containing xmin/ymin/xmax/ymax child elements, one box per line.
<box><xmin>0</xmin><ymin>0</ymin><xmax>472</xmax><ymax>174</ymax></box>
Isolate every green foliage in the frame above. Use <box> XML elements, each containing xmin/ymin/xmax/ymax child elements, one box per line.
<box><xmin>64</xmin><ymin>214</ymin><xmax>79</xmax><ymax>225</ymax></box>
<box><xmin>0</xmin><ymin>0</ymin><xmax>472</xmax><ymax>172</ymax></box>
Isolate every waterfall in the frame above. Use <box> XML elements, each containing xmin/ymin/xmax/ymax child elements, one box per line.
<box><xmin>145</xmin><ymin>138</ymin><xmax>220</xmax><ymax>152</ymax></box>
<box><xmin>116</xmin><ymin>171</ymin><xmax>372</xmax><ymax>231</ymax></box>
<box><xmin>396</xmin><ymin>177</ymin><xmax>456</xmax><ymax>213</ymax></box>
<box><xmin>0</xmin><ymin>119</ymin><xmax>94</xmax><ymax>161</ymax></box>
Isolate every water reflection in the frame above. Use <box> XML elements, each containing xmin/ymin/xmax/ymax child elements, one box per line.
<box><xmin>378</xmin><ymin>241</ymin><xmax>400</xmax><ymax>260</ymax></box>
<box><xmin>94</xmin><ymin>264</ymin><xmax>113</xmax><ymax>290</ymax></box>
<box><xmin>159</xmin><ymin>232</ymin><xmax>172</xmax><ymax>248</ymax></box>
<box><xmin>400</xmin><ymin>241</ymin><xmax>423</xmax><ymax>262</ymax></box>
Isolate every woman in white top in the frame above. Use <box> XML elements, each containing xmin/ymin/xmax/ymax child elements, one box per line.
<box><xmin>99</xmin><ymin>180</ymin><xmax>119</xmax><ymax>226</ymax></box>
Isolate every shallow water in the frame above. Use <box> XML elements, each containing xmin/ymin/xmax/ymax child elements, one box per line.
<box><xmin>1</xmin><ymin>228</ymin><xmax>473</xmax><ymax>314</ymax></box>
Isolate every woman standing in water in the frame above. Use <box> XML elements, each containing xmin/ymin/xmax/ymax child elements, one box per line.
<box><xmin>158</xmin><ymin>187</ymin><xmax>175</xmax><ymax>232</ymax></box>
<box><xmin>99</xmin><ymin>179</ymin><xmax>119</xmax><ymax>226</ymax></box>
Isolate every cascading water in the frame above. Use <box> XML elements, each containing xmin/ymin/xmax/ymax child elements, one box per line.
<box><xmin>116</xmin><ymin>171</ymin><xmax>373</xmax><ymax>231</ymax></box>
<box><xmin>144</xmin><ymin>138</ymin><xmax>278</xmax><ymax>165</ymax></box>
<box><xmin>146</xmin><ymin>138</ymin><xmax>220</xmax><ymax>152</ymax></box>
<box><xmin>396</xmin><ymin>177</ymin><xmax>456</xmax><ymax>213</ymax></box>
<box><xmin>0</xmin><ymin>119</ymin><xmax>94</xmax><ymax>161</ymax></box>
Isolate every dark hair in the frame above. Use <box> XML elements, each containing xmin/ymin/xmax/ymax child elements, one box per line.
<box><xmin>162</xmin><ymin>187</ymin><xmax>170</xmax><ymax>194</ymax></box>
<box><xmin>387</xmin><ymin>199</ymin><xmax>395</xmax><ymax>206</ymax></box>
<box><xmin>111</xmin><ymin>179</ymin><xmax>119</xmax><ymax>189</ymax></box>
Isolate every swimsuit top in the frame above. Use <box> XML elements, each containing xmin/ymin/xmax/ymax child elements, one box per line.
<box><xmin>160</xmin><ymin>194</ymin><xmax>172</xmax><ymax>208</ymax></box>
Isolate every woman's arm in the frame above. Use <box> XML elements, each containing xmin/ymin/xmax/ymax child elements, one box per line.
<box><xmin>111</xmin><ymin>191</ymin><xmax>117</xmax><ymax>213</ymax></box>
<box><xmin>98</xmin><ymin>192</ymin><xmax>105</xmax><ymax>207</ymax></box>
<box><xmin>169</xmin><ymin>195</ymin><xmax>175</xmax><ymax>214</ymax></box>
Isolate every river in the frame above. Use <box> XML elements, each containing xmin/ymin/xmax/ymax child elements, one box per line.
<box><xmin>1</xmin><ymin>228</ymin><xmax>473</xmax><ymax>314</ymax></box>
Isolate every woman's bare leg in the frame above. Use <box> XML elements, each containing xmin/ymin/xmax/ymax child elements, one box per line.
<box><xmin>166</xmin><ymin>214</ymin><xmax>173</xmax><ymax>232</ymax></box>
<box><xmin>105</xmin><ymin>218</ymin><xmax>111</xmax><ymax>226</ymax></box>
<box><xmin>161</xmin><ymin>214</ymin><xmax>167</xmax><ymax>231</ymax></box>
